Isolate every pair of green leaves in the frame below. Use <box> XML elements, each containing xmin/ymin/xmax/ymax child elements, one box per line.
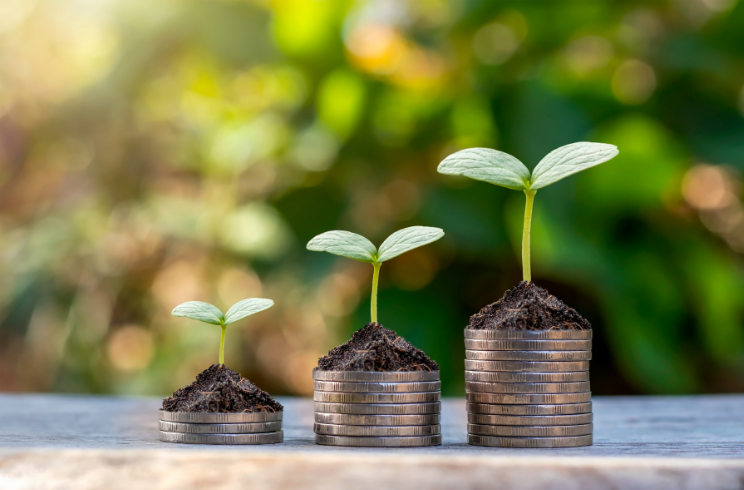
<box><xmin>437</xmin><ymin>142</ymin><xmax>618</xmax><ymax>191</ymax></box>
<box><xmin>306</xmin><ymin>226</ymin><xmax>444</xmax><ymax>263</ymax></box>
<box><xmin>172</xmin><ymin>298</ymin><xmax>274</xmax><ymax>326</ymax></box>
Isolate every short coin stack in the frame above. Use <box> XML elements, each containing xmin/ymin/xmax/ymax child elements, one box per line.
<box><xmin>313</xmin><ymin>369</ymin><xmax>442</xmax><ymax>447</ymax></box>
<box><xmin>464</xmin><ymin>329</ymin><xmax>593</xmax><ymax>448</ymax></box>
<box><xmin>159</xmin><ymin>410</ymin><xmax>283</xmax><ymax>445</ymax></box>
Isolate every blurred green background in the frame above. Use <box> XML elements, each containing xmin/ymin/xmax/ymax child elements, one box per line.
<box><xmin>1</xmin><ymin>0</ymin><xmax>743</xmax><ymax>398</ymax></box>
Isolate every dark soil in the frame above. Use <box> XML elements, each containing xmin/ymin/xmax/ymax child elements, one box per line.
<box><xmin>468</xmin><ymin>281</ymin><xmax>592</xmax><ymax>331</ymax></box>
<box><xmin>318</xmin><ymin>322</ymin><xmax>439</xmax><ymax>372</ymax></box>
<box><xmin>162</xmin><ymin>364</ymin><xmax>283</xmax><ymax>413</ymax></box>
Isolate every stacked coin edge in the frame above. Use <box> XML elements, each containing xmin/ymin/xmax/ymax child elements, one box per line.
<box><xmin>158</xmin><ymin>410</ymin><xmax>284</xmax><ymax>445</ymax></box>
<box><xmin>464</xmin><ymin>329</ymin><xmax>593</xmax><ymax>448</ymax></box>
<box><xmin>313</xmin><ymin>368</ymin><xmax>442</xmax><ymax>447</ymax></box>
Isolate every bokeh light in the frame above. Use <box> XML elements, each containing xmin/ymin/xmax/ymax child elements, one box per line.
<box><xmin>1</xmin><ymin>0</ymin><xmax>744</xmax><ymax>398</ymax></box>
<box><xmin>107</xmin><ymin>325</ymin><xmax>155</xmax><ymax>373</ymax></box>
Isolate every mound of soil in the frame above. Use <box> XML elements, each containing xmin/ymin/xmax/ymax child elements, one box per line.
<box><xmin>468</xmin><ymin>281</ymin><xmax>591</xmax><ymax>331</ymax></box>
<box><xmin>318</xmin><ymin>322</ymin><xmax>439</xmax><ymax>372</ymax></box>
<box><xmin>162</xmin><ymin>364</ymin><xmax>283</xmax><ymax>413</ymax></box>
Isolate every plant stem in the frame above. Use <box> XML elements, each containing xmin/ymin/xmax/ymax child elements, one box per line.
<box><xmin>219</xmin><ymin>323</ymin><xmax>226</xmax><ymax>365</ymax></box>
<box><xmin>371</xmin><ymin>262</ymin><xmax>381</xmax><ymax>323</ymax></box>
<box><xmin>522</xmin><ymin>189</ymin><xmax>536</xmax><ymax>282</ymax></box>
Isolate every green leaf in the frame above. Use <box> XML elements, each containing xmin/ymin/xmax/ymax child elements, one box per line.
<box><xmin>307</xmin><ymin>230</ymin><xmax>377</xmax><ymax>263</ymax></box>
<box><xmin>224</xmin><ymin>298</ymin><xmax>274</xmax><ymax>325</ymax></box>
<box><xmin>530</xmin><ymin>142</ymin><xmax>619</xmax><ymax>190</ymax></box>
<box><xmin>172</xmin><ymin>301</ymin><xmax>224</xmax><ymax>325</ymax></box>
<box><xmin>437</xmin><ymin>148</ymin><xmax>530</xmax><ymax>190</ymax></box>
<box><xmin>376</xmin><ymin>226</ymin><xmax>445</xmax><ymax>263</ymax></box>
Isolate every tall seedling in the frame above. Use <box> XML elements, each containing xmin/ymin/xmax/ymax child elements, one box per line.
<box><xmin>172</xmin><ymin>298</ymin><xmax>274</xmax><ymax>365</ymax></box>
<box><xmin>437</xmin><ymin>142</ymin><xmax>618</xmax><ymax>281</ymax></box>
<box><xmin>307</xmin><ymin>226</ymin><xmax>444</xmax><ymax>323</ymax></box>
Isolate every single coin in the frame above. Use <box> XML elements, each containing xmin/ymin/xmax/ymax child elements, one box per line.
<box><xmin>312</xmin><ymin>369</ymin><xmax>439</xmax><ymax>382</ymax></box>
<box><xmin>464</xmin><ymin>360</ymin><xmax>589</xmax><ymax>373</ymax></box>
<box><xmin>466</xmin><ymin>402</ymin><xmax>592</xmax><ymax>416</ymax></box>
<box><xmin>466</xmin><ymin>392</ymin><xmax>591</xmax><ymax>404</ymax></box>
<box><xmin>313</xmin><ymin>423</ymin><xmax>441</xmax><ymax>437</ymax></box>
<box><xmin>465</xmin><ymin>350</ymin><xmax>591</xmax><ymax>361</ymax></box>
<box><xmin>468</xmin><ymin>434</ymin><xmax>592</xmax><ymax>448</ymax></box>
<box><xmin>314</xmin><ymin>412</ymin><xmax>440</xmax><ymax>426</ymax></box>
<box><xmin>159</xmin><ymin>431</ymin><xmax>283</xmax><ymax>445</ymax></box>
<box><xmin>313</xmin><ymin>391</ymin><xmax>441</xmax><ymax>404</ymax></box>
<box><xmin>315</xmin><ymin>434</ymin><xmax>441</xmax><ymax>447</ymax></box>
<box><xmin>159</xmin><ymin>420</ymin><xmax>282</xmax><ymax>434</ymax></box>
<box><xmin>313</xmin><ymin>402</ymin><xmax>441</xmax><ymax>415</ymax></box>
<box><xmin>465</xmin><ymin>370</ymin><xmax>588</xmax><ymax>383</ymax></box>
<box><xmin>464</xmin><ymin>329</ymin><xmax>592</xmax><ymax>340</ymax></box>
<box><xmin>313</xmin><ymin>380</ymin><xmax>441</xmax><ymax>393</ymax></box>
<box><xmin>465</xmin><ymin>339</ymin><xmax>591</xmax><ymax>351</ymax></box>
<box><xmin>465</xmin><ymin>381</ymin><xmax>590</xmax><ymax>394</ymax></box>
<box><xmin>467</xmin><ymin>413</ymin><xmax>593</xmax><ymax>426</ymax></box>
<box><xmin>158</xmin><ymin>410</ymin><xmax>282</xmax><ymax>424</ymax></box>
<box><xmin>468</xmin><ymin>423</ymin><xmax>593</xmax><ymax>437</ymax></box>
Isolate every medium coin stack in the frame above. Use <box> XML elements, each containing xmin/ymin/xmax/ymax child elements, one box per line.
<box><xmin>158</xmin><ymin>410</ymin><xmax>283</xmax><ymax>445</ymax></box>
<box><xmin>313</xmin><ymin>368</ymin><xmax>442</xmax><ymax>447</ymax></box>
<box><xmin>464</xmin><ymin>329</ymin><xmax>593</xmax><ymax>448</ymax></box>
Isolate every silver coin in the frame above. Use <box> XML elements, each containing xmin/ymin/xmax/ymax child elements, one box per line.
<box><xmin>465</xmin><ymin>329</ymin><xmax>592</xmax><ymax>340</ymax></box>
<box><xmin>159</xmin><ymin>420</ymin><xmax>282</xmax><ymax>434</ymax></box>
<box><xmin>158</xmin><ymin>410</ymin><xmax>282</xmax><ymax>423</ymax></box>
<box><xmin>465</xmin><ymin>350</ymin><xmax>591</xmax><ymax>361</ymax></box>
<box><xmin>465</xmin><ymin>339</ymin><xmax>591</xmax><ymax>351</ymax></box>
<box><xmin>315</xmin><ymin>412</ymin><xmax>440</xmax><ymax>426</ymax></box>
<box><xmin>468</xmin><ymin>434</ymin><xmax>592</xmax><ymax>448</ymax></box>
<box><xmin>159</xmin><ymin>430</ymin><xmax>283</xmax><ymax>445</ymax></box>
<box><xmin>312</xmin><ymin>369</ymin><xmax>439</xmax><ymax>382</ymax></box>
<box><xmin>466</xmin><ymin>402</ymin><xmax>592</xmax><ymax>416</ymax></box>
<box><xmin>313</xmin><ymin>391</ymin><xmax>441</xmax><ymax>404</ymax></box>
<box><xmin>465</xmin><ymin>381</ymin><xmax>590</xmax><ymax>394</ymax></box>
<box><xmin>313</xmin><ymin>423</ymin><xmax>441</xmax><ymax>437</ymax></box>
<box><xmin>313</xmin><ymin>380</ymin><xmax>441</xmax><ymax>393</ymax></box>
<box><xmin>313</xmin><ymin>402</ymin><xmax>441</xmax><ymax>415</ymax></box>
<box><xmin>467</xmin><ymin>413</ymin><xmax>593</xmax><ymax>426</ymax></box>
<box><xmin>315</xmin><ymin>434</ymin><xmax>441</xmax><ymax>447</ymax></box>
<box><xmin>464</xmin><ymin>360</ymin><xmax>589</xmax><ymax>372</ymax></box>
<box><xmin>466</xmin><ymin>392</ymin><xmax>591</xmax><ymax>404</ymax></box>
<box><xmin>468</xmin><ymin>423</ymin><xmax>593</xmax><ymax>437</ymax></box>
<box><xmin>465</xmin><ymin>370</ymin><xmax>588</xmax><ymax>383</ymax></box>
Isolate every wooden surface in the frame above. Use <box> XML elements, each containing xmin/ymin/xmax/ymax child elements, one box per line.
<box><xmin>0</xmin><ymin>393</ymin><xmax>743</xmax><ymax>489</ymax></box>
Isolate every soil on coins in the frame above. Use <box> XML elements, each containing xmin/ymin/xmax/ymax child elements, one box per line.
<box><xmin>468</xmin><ymin>281</ymin><xmax>591</xmax><ymax>331</ymax></box>
<box><xmin>318</xmin><ymin>322</ymin><xmax>439</xmax><ymax>372</ymax></box>
<box><xmin>162</xmin><ymin>364</ymin><xmax>283</xmax><ymax>412</ymax></box>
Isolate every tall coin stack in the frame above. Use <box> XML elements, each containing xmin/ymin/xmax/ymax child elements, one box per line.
<box><xmin>464</xmin><ymin>329</ymin><xmax>593</xmax><ymax>448</ymax></box>
<box><xmin>159</xmin><ymin>411</ymin><xmax>283</xmax><ymax>445</ymax></box>
<box><xmin>313</xmin><ymin>369</ymin><xmax>442</xmax><ymax>447</ymax></box>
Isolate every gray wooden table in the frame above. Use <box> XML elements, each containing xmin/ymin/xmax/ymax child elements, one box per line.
<box><xmin>0</xmin><ymin>394</ymin><xmax>742</xmax><ymax>489</ymax></box>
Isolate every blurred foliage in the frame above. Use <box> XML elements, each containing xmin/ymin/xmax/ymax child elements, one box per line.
<box><xmin>1</xmin><ymin>0</ymin><xmax>744</xmax><ymax>397</ymax></box>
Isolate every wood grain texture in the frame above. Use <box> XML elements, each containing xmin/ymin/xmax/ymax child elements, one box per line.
<box><xmin>0</xmin><ymin>394</ymin><xmax>743</xmax><ymax>490</ymax></box>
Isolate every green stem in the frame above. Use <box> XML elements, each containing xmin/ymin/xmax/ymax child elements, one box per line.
<box><xmin>522</xmin><ymin>189</ymin><xmax>536</xmax><ymax>282</ymax></box>
<box><xmin>371</xmin><ymin>262</ymin><xmax>381</xmax><ymax>323</ymax></box>
<box><xmin>219</xmin><ymin>323</ymin><xmax>226</xmax><ymax>365</ymax></box>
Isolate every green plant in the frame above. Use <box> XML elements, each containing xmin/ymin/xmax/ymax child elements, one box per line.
<box><xmin>307</xmin><ymin>226</ymin><xmax>445</xmax><ymax>323</ymax></box>
<box><xmin>437</xmin><ymin>142</ymin><xmax>619</xmax><ymax>282</ymax></box>
<box><xmin>172</xmin><ymin>298</ymin><xmax>274</xmax><ymax>365</ymax></box>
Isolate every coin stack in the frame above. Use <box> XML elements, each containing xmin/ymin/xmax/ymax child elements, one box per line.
<box><xmin>158</xmin><ymin>410</ymin><xmax>283</xmax><ymax>445</ymax></box>
<box><xmin>313</xmin><ymin>369</ymin><xmax>442</xmax><ymax>447</ymax></box>
<box><xmin>464</xmin><ymin>329</ymin><xmax>593</xmax><ymax>448</ymax></box>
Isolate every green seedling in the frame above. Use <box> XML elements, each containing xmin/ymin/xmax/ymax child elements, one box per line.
<box><xmin>171</xmin><ymin>298</ymin><xmax>274</xmax><ymax>365</ymax></box>
<box><xmin>437</xmin><ymin>142</ymin><xmax>618</xmax><ymax>282</ymax></box>
<box><xmin>307</xmin><ymin>226</ymin><xmax>444</xmax><ymax>323</ymax></box>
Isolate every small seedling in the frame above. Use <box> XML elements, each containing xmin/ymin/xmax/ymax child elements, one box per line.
<box><xmin>171</xmin><ymin>298</ymin><xmax>274</xmax><ymax>365</ymax></box>
<box><xmin>307</xmin><ymin>226</ymin><xmax>444</xmax><ymax>323</ymax></box>
<box><xmin>437</xmin><ymin>142</ymin><xmax>618</xmax><ymax>281</ymax></box>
